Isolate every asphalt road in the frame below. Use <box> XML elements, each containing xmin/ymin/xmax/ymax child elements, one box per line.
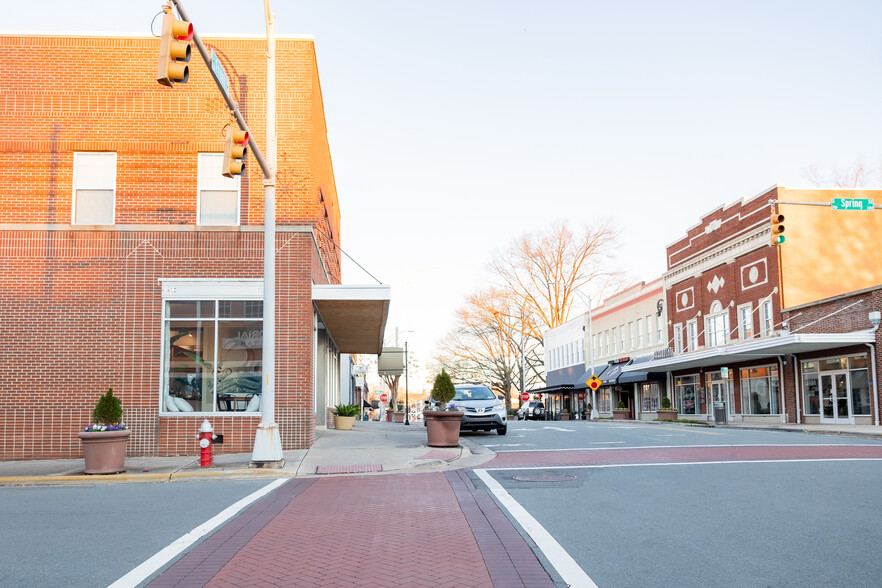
<box><xmin>468</xmin><ymin>421</ymin><xmax>882</xmax><ymax>587</ymax></box>
<box><xmin>0</xmin><ymin>479</ymin><xmax>275</xmax><ymax>588</ymax></box>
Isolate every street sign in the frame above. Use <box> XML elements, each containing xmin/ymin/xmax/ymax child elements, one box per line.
<box><xmin>210</xmin><ymin>49</ymin><xmax>230</xmax><ymax>96</ymax></box>
<box><xmin>380</xmin><ymin>393</ymin><xmax>388</xmax><ymax>403</ymax></box>
<box><xmin>520</xmin><ymin>392</ymin><xmax>530</xmax><ymax>402</ymax></box>
<box><xmin>831</xmin><ymin>198</ymin><xmax>874</xmax><ymax>211</ymax></box>
<box><xmin>587</xmin><ymin>375</ymin><xmax>602</xmax><ymax>391</ymax></box>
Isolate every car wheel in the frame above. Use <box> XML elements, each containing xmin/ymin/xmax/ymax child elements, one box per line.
<box><xmin>497</xmin><ymin>426</ymin><xmax>507</xmax><ymax>435</ymax></box>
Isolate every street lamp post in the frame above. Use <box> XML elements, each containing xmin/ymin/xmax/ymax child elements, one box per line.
<box><xmin>404</xmin><ymin>341</ymin><xmax>410</xmax><ymax>425</ymax></box>
<box><xmin>571</xmin><ymin>290</ymin><xmax>597</xmax><ymax>420</ymax></box>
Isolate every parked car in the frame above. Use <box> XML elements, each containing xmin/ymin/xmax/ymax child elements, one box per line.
<box><xmin>516</xmin><ymin>400</ymin><xmax>545</xmax><ymax>421</ymax></box>
<box><xmin>452</xmin><ymin>384</ymin><xmax>507</xmax><ymax>435</ymax></box>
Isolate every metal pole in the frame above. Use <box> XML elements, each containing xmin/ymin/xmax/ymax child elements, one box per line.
<box><xmin>250</xmin><ymin>1</ymin><xmax>283</xmax><ymax>466</ymax></box>
<box><xmin>404</xmin><ymin>341</ymin><xmax>410</xmax><ymax>425</ymax></box>
<box><xmin>170</xmin><ymin>0</ymin><xmax>270</xmax><ymax>177</ymax></box>
<box><xmin>588</xmin><ymin>295</ymin><xmax>597</xmax><ymax>420</ymax></box>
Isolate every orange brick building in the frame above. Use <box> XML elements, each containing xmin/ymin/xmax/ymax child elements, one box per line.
<box><xmin>0</xmin><ymin>34</ymin><xmax>389</xmax><ymax>460</ymax></box>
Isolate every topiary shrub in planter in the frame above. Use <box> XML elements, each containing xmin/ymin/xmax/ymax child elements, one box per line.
<box><xmin>657</xmin><ymin>396</ymin><xmax>679</xmax><ymax>421</ymax></box>
<box><xmin>424</xmin><ymin>370</ymin><xmax>463</xmax><ymax>447</ymax></box>
<box><xmin>78</xmin><ymin>388</ymin><xmax>131</xmax><ymax>474</ymax></box>
<box><xmin>612</xmin><ymin>400</ymin><xmax>630</xmax><ymax>420</ymax></box>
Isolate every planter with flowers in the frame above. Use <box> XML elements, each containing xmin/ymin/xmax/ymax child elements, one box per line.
<box><xmin>423</xmin><ymin>369</ymin><xmax>463</xmax><ymax>447</ymax></box>
<box><xmin>612</xmin><ymin>401</ymin><xmax>630</xmax><ymax>420</ymax></box>
<box><xmin>78</xmin><ymin>388</ymin><xmax>130</xmax><ymax>474</ymax></box>
<box><xmin>656</xmin><ymin>396</ymin><xmax>679</xmax><ymax>421</ymax></box>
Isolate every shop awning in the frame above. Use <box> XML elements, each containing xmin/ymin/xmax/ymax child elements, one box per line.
<box><xmin>620</xmin><ymin>330</ymin><xmax>876</xmax><ymax>373</ymax></box>
<box><xmin>312</xmin><ymin>284</ymin><xmax>391</xmax><ymax>354</ymax></box>
<box><xmin>575</xmin><ymin>364</ymin><xmax>608</xmax><ymax>389</ymax></box>
<box><xmin>600</xmin><ymin>361</ymin><xmax>630</xmax><ymax>385</ymax></box>
<box><xmin>527</xmin><ymin>384</ymin><xmax>574</xmax><ymax>395</ymax></box>
<box><xmin>617</xmin><ymin>355</ymin><xmax>662</xmax><ymax>384</ymax></box>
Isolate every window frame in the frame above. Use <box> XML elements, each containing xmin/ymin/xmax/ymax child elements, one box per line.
<box><xmin>197</xmin><ymin>153</ymin><xmax>242</xmax><ymax>226</ymax></box>
<box><xmin>737</xmin><ymin>302</ymin><xmax>753</xmax><ymax>341</ymax></box>
<box><xmin>72</xmin><ymin>152</ymin><xmax>117</xmax><ymax>225</ymax></box>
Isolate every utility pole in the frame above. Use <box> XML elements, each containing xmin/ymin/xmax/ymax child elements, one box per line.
<box><xmin>168</xmin><ymin>0</ymin><xmax>283</xmax><ymax>466</ymax></box>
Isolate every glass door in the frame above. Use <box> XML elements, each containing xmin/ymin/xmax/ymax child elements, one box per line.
<box><xmin>820</xmin><ymin>372</ymin><xmax>851</xmax><ymax>423</ymax></box>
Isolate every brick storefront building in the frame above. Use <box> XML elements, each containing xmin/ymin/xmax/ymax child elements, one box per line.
<box><xmin>0</xmin><ymin>34</ymin><xmax>389</xmax><ymax>460</ymax></box>
<box><xmin>623</xmin><ymin>186</ymin><xmax>881</xmax><ymax>427</ymax></box>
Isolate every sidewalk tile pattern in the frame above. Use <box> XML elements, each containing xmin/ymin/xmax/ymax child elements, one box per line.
<box><xmin>314</xmin><ymin>464</ymin><xmax>382</xmax><ymax>474</ymax></box>
<box><xmin>208</xmin><ymin>472</ymin><xmax>494</xmax><ymax>587</ymax></box>
<box><xmin>446</xmin><ymin>470</ymin><xmax>556</xmax><ymax>588</ymax></box>
<box><xmin>148</xmin><ymin>478</ymin><xmax>317</xmax><ymax>587</ymax></box>
<box><xmin>485</xmin><ymin>444</ymin><xmax>882</xmax><ymax>468</ymax></box>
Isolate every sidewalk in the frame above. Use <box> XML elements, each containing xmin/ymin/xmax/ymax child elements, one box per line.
<box><xmin>0</xmin><ymin>420</ymin><xmax>497</xmax><ymax>486</ymax></box>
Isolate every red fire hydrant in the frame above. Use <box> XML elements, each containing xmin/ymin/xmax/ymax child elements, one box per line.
<box><xmin>197</xmin><ymin>419</ymin><xmax>217</xmax><ymax>467</ymax></box>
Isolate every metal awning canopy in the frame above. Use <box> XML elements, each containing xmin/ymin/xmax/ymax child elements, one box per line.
<box><xmin>620</xmin><ymin>331</ymin><xmax>876</xmax><ymax>373</ymax></box>
<box><xmin>312</xmin><ymin>284</ymin><xmax>391</xmax><ymax>354</ymax></box>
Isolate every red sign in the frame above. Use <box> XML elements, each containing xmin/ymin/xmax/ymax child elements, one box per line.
<box><xmin>520</xmin><ymin>392</ymin><xmax>530</xmax><ymax>402</ymax></box>
<box><xmin>380</xmin><ymin>393</ymin><xmax>388</xmax><ymax>402</ymax></box>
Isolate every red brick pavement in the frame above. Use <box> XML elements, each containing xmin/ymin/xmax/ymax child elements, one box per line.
<box><xmin>484</xmin><ymin>444</ymin><xmax>882</xmax><ymax>468</ymax></box>
<box><xmin>148</xmin><ymin>471</ymin><xmax>553</xmax><ymax>587</ymax></box>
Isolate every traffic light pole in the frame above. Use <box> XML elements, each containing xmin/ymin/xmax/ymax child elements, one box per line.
<box><xmin>170</xmin><ymin>0</ymin><xmax>283</xmax><ymax>466</ymax></box>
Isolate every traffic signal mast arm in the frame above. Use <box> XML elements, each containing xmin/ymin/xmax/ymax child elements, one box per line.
<box><xmin>169</xmin><ymin>0</ymin><xmax>271</xmax><ymax>181</ymax></box>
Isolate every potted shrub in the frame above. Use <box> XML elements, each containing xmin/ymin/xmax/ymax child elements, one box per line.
<box><xmin>394</xmin><ymin>401</ymin><xmax>405</xmax><ymax>423</ymax></box>
<box><xmin>560</xmin><ymin>409</ymin><xmax>571</xmax><ymax>421</ymax></box>
<box><xmin>78</xmin><ymin>388</ymin><xmax>131</xmax><ymax>474</ymax></box>
<box><xmin>657</xmin><ymin>396</ymin><xmax>679</xmax><ymax>421</ymax></box>
<box><xmin>612</xmin><ymin>400</ymin><xmax>630</xmax><ymax>420</ymax></box>
<box><xmin>423</xmin><ymin>369</ymin><xmax>463</xmax><ymax>447</ymax></box>
<box><xmin>333</xmin><ymin>403</ymin><xmax>360</xmax><ymax>430</ymax></box>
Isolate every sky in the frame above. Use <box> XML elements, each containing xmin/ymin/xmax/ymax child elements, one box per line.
<box><xmin>6</xmin><ymin>0</ymin><xmax>882</xmax><ymax>365</ymax></box>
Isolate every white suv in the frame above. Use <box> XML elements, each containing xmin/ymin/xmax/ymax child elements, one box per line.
<box><xmin>453</xmin><ymin>384</ymin><xmax>507</xmax><ymax>435</ymax></box>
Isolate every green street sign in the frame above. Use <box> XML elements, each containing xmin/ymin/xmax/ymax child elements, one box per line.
<box><xmin>831</xmin><ymin>198</ymin><xmax>874</xmax><ymax>211</ymax></box>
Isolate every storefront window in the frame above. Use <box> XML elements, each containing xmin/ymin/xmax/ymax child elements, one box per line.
<box><xmin>741</xmin><ymin>366</ymin><xmax>779</xmax><ymax>415</ymax></box>
<box><xmin>803</xmin><ymin>373</ymin><xmax>820</xmax><ymax>415</ymax></box>
<box><xmin>675</xmin><ymin>375</ymin><xmax>697</xmax><ymax>415</ymax></box>
<box><xmin>641</xmin><ymin>382</ymin><xmax>660</xmax><ymax>412</ymax></box>
<box><xmin>850</xmin><ymin>370</ymin><xmax>871</xmax><ymax>415</ymax></box>
<box><xmin>598</xmin><ymin>389</ymin><xmax>611</xmax><ymax>413</ymax></box>
<box><xmin>163</xmin><ymin>299</ymin><xmax>263</xmax><ymax>414</ymax></box>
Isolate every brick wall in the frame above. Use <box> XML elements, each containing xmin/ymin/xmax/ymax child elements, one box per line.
<box><xmin>0</xmin><ymin>35</ymin><xmax>342</xmax><ymax>459</ymax></box>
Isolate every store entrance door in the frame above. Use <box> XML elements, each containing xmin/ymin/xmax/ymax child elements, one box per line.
<box><xmin>820</xmin><ymin>372</ymin><xmax>851</xmax><ymax>424</ymax></box>
<box><xmin>710</xmin><ymin>380</ymin><xmax>733</xmax><ymax>423</ymax></box>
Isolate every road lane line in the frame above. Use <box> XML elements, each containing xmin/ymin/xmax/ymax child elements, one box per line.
<box><xmin>474</xmin><ymin>469</ymin><xmax>597</xmax><ymax>588</ymax></box>
<box><xmin>108</xmin><ymin>478</ymin><xmax>289</xmax><ymax>588</ymax></box>
<box><xmin>482</xmin><ymin>457</ymin><xmax>882</xmax><ymax>472</ymax></box>
<box><xmin>493</xmin><ymin>443</ymin><xmax>878</xmax><ymax>453</ymax></box>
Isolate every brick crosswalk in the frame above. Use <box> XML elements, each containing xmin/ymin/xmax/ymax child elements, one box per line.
<box><xmin>148</xmin><ymin>471</ymin><xmax>552</xmax><ymax>587</ymax></box>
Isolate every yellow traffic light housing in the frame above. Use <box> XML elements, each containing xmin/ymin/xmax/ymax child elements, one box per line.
<box><xmin>156</xmin><ymin>7</ymin><xmax>193</xmax><ymax>87</ymax></box>
<box><xmin>223</xmin><ymin>127</ymin><xmax>249</xmax><ymax>177</ymax></box>
<box><xmin>770</xmin><ymin>212</ymin><xmax>785</xmax><ymax>246</ymax></box>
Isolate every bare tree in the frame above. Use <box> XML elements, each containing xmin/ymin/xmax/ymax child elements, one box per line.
<box><xmin>436</xmin><ymin>221</ymin><xmax>622</xmax><ymax>409</ymax></box>
<box><xmin>805</xmin><ymin>160</ymin><xmax>881</xmax><ymax>188</ymax></box>
<box><xmin>489</xmin><ymin>220</ymin><xmax>621</xmax><ymax>337</ymax></box>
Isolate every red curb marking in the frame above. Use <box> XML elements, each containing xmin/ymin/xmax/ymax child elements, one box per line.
<box><xmin>315</xmin><ymin>464</ymin><xmax>382</xmax><ymax>474</ymax></box>
<box><xmin>485</xmin><ymin>444</ymin><xmax>882</xmax><ymax>468</ymax></box>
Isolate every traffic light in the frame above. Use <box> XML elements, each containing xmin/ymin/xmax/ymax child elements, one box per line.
<box><xmin>222</xmin><ymin>127</ymin><xmax>249</xmax><ymax>177</ymax></box>
<box><xmin>770</xmin><ymin>212</ymin><xmax>785</xmax><ymax>246</ymax></box>
<box><xmin>156</xmin><ymin>7</ymin><xmax>193</xmax><ymax>87</ymax></box>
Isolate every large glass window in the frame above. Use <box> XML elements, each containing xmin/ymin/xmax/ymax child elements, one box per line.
<box><xmin>675</xmin><ymin>375</ymin><xmax>697</xmax><ymax>415</ymax></box>
<box><xmin>849</xmin><ymin>355</ymin><xmax>870</xmax><ymax>415</ymax></box>
<box><xmin>686</xmin><ymin>319</ymin><xmax>698</xmax><ymax>352</ymax></box>
<box><xmin>760</xmin><ymin>299</ymin><xmax>773</xmax><ymax>336</ymax></box>
<box><xmin>737</xmin><ymin>303</ymin><xmax>753</xmax><ymax>340</ymax></box>
<box><xmin>673</xmin><ymin>324</ymin><xmax>683</xmax><ymax>354</ymax></box>
<box><xmin>641</xmin><ymin>381</ymin><xmax>661</xmax><ymax>412</ymax></box>
<box><xmin>598</xmin><ymin>389</ymin><xmax>611</xmax><ymax>413</ymax></box>
<box><xmin>740</xmin><ymin>366</ymin><xmax>779</xmax><ymax>415</ymax></box>
<box><xmin>163</xmin><ymin>299</ymin><xmax>263</xmax><ymax>414</ymax></box>
<box><xmin>73</xmin><ymin>152</ymin><xmax>116</xmax><ymax>225</ymax></box>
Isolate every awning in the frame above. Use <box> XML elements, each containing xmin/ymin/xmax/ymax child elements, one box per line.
<box><xmin>617</xmin><ymin>355</ymin><xmax>662</xmax><ymax>384</ymax></box>
<box><xmin>527</xmin><ymin>384</ymin><xmax>574</xmax><ymax>395</ymax></box>
<box><xmin>312</xmin><ymin>284</ymin><xmax>391</xmax><ymax>355</ymax></box>
<box><xmin>575</xmin><ymin>364</ymin><xmax>608</xmax><ymax>389</ymax></box>
<box><xmin>620</xmin><ymin>330</ymin><xmax>876</xmax><ymax>373</ymax></box>
<box><xmin>600</xmin><ymin>361</ymin><xmax>630</xmax><ymax>385</ymax></box>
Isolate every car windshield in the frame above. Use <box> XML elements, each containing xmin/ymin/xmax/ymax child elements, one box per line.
<box><xmin>452</xmin><ymin>386</ymin><xmax>496</xmax><ymax>401</ymax></box>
